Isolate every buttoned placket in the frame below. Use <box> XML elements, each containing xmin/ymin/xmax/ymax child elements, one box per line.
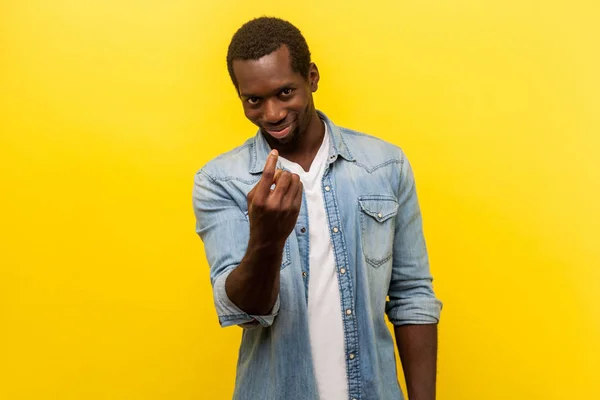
<box><xmin>321</xmin><ymin>153</ymin><xmax>362</xmax><ymax>399</ymax></box>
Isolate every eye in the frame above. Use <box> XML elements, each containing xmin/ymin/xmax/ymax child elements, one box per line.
<box><xmin>247</xmin><ymin>97</ymin><xmax>261</xmax><ymax>105</ymax></box>
<box><xmin>280</xmin><ymin>88</ymin><xmax>294</xmax><ymax>97</ymax></box>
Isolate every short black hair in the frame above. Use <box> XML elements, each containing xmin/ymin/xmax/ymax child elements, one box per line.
<box><xmin>226</xmin><ymin>17</ymin><xmax>312</xmax><ymax>91</ymax></box>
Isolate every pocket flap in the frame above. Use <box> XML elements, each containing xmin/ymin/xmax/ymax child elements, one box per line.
<box><xmin>359</xmin><ymin>197</ymin><xmax>399</xmax><ymax>223</ymax></box>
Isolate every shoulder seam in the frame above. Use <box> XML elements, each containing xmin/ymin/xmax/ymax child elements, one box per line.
<box><xmin>197</xmin><ymin>168</ymin><xmax>216</xmax><ymax>183</ymax></box>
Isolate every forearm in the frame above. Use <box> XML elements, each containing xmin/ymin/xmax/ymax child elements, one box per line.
<box><xmin>225</xmin><ymin>239</ymin><xmax>283</xmax><ymax>315</ymax></box>
<box><xmin>394</xmin><ymin>324</ymin><xmax>438</xmax><ymax>400</ymax></box>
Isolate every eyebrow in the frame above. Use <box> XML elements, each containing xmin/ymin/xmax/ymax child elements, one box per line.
<box><xmin>239</xmin><ymin>82</ymin><xmax>296</xmax><ymax>99</ymax></box>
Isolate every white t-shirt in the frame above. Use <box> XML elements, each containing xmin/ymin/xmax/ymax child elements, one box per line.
<box><xmin>279</xmin><ymin>122</ymin><xmax>348</xmax><ymax>399</ymax></box>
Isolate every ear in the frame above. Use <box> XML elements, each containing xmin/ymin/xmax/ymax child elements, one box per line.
<box><xmin>308</xmin><ymin>62</ymin><xmax>320</xmax><ymax>92</ymax></box>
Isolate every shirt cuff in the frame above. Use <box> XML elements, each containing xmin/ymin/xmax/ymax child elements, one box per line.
<box><xmin>213</xmin><ymin>268</ymin><xmax>280</xmax><ymax>328</ymax></box>
<box><xmin>386</xmin><ymin>296</ymin><xmax>443</xmax><ymax>326</ymax></box>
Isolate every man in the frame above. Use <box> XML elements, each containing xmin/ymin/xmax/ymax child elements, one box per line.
<box><xmin>192</xmin><ymin>17</ymin><xmax>442</xmax><ymax>400</ymax></box>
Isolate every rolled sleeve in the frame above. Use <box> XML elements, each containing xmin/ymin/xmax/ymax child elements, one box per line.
<box><xmin>386</xmin><ymin>296</ymin><xmax>442</xmax><ymax>325</ymax></box>
<box><xmin>213</xmin><ymin>268</ymin><xmax>280</xmax><ymax>328</ymax></box>
<box><xmin>386</xmin><ymin>151</ymin><xmax>443</xmax><ymax>326</ymax></box>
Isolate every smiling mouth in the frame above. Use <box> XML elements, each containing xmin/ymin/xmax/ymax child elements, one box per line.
<box><xmin>265</xmin><ymin>124</ymin><xmax>292</xmax><ymax>139</ymax></box>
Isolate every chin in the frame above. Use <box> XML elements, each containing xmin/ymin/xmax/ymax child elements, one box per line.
<box><xmin>279</xmin><ymin>127</ymin><xmax>301</xmax><ymax>146</ymax></box>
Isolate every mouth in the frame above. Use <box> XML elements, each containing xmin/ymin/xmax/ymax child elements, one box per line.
<box><xmin>264</xmin><ymin>123</ymin><xmax>293</xmax><ymax>139</ymax></box>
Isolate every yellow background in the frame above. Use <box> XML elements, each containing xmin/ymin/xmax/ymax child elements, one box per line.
<box><xmin>1</xmin><ymin>1</ymin><xmax>598</xmax><ymax>399</ymax></box>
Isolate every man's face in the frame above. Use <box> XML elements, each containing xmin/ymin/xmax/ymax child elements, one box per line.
<box><xmin>232</xmin><ymin>45</ymin><xmax>318</xmax><ymax>147</ymax></box>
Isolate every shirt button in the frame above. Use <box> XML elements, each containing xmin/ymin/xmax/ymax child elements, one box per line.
<box><xmin>324</xmin><ymin>185</ymin><xmax>331</xmax><ymax>192</ymax></box>
<box><xmin>346</xmin><ymin>309</ymin><xmax>352</xmax><ymax>315</ymax></box>
<box><xmin>302</xmin><ymin>271</ymin><xmax>307</xmax><ymax>277</ymax></box>
<box><xmin>332</xmin><ymin>227</ymin><xmax>339</xmax><ymax>233</ymax></box>
<box><xmin>349</xmin><ymin>353</ymin><xmax>355</xmax><ymax>360</ymax></box>
<box><xmin>340</xmin><ymin>268</ymin><xmax>346</xmax><ymax>274</ymax></box>
<box><xmin>300</xmin><ymin>227</ymin><xmax>306</xmax><ymax>233</ymax></box>
<box><xmin>377</xmin><ymin>212</ymin><xmax>383</xmax><ymax>218</ymax></box>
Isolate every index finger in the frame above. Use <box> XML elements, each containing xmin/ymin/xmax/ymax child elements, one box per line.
<box><xmin>257</xmin><ymin>149</ymin><xmax>279</xmax><ymax>193</ymax></box>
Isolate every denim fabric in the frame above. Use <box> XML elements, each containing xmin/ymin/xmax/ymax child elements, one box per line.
<box><xmin>192</xmin><ymin>111</ymin><xmax>442</xmax><ymax>400</ymax></box>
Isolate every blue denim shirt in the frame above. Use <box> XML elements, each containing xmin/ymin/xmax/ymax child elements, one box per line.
<box><xmin>192</xmin><ymin>111</ymin><xmax>442</xmax><ymax>400</ymax></box>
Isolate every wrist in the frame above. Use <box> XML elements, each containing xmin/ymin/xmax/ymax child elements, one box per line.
<box><xmin>248</xmin><ymin>235</ymin><xmax>286</xmax><ymax>255</ymax></box>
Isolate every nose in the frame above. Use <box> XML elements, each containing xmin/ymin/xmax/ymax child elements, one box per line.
<box><xmin>263</xmin><ymin>99</ymin><xmax>286</xmax><ymax>125</ymax></box>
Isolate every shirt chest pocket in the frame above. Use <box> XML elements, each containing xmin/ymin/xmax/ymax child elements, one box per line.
<box><xmin>358</xmin><ymin>196</ymin><xmax>399</xmax><ymax>268</ymax></box>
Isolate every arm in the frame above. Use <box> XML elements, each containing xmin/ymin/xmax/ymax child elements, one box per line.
<box><xmin>385</xmin><ymin>153</ymin><xmax>443</xmax><ymax>399</ymax></box>
<box><xmin>193</xmin><ymin>150</ymin><xmax>301</xmax><ymax>326</ymax></box>
<box><xmin>225</xmin><ymin>237</ymin><xmax>284</xmax><ymax>316</ymax></box>
<box><xmin>395</xmin><ymin>324</ymin><xmax>438</xmax><ymax>400</ymax></box>
<box><xmin>227</xmin><ymin>150</ymin><xmax>302</xmax><ymax>315</ymax></box>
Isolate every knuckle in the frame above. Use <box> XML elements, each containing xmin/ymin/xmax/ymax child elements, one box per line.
<box><xmin>280</xmin><ymin>171</ymin><xmax>291</xmax><ymax>181</ymax></box>
<box><xmin>252</xmin><ymin>198</ymin><xmax>265</xmax><ymax>209</ymax></box>
<box><xmin>262</xmin><ymin>171</ymin><xmax>274</xmax><ymax>181</ymax></box>
<box><xmin>265</xmin><ymin>203</ymin><xmax>279</xmax><ymax>214</ymax></box>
